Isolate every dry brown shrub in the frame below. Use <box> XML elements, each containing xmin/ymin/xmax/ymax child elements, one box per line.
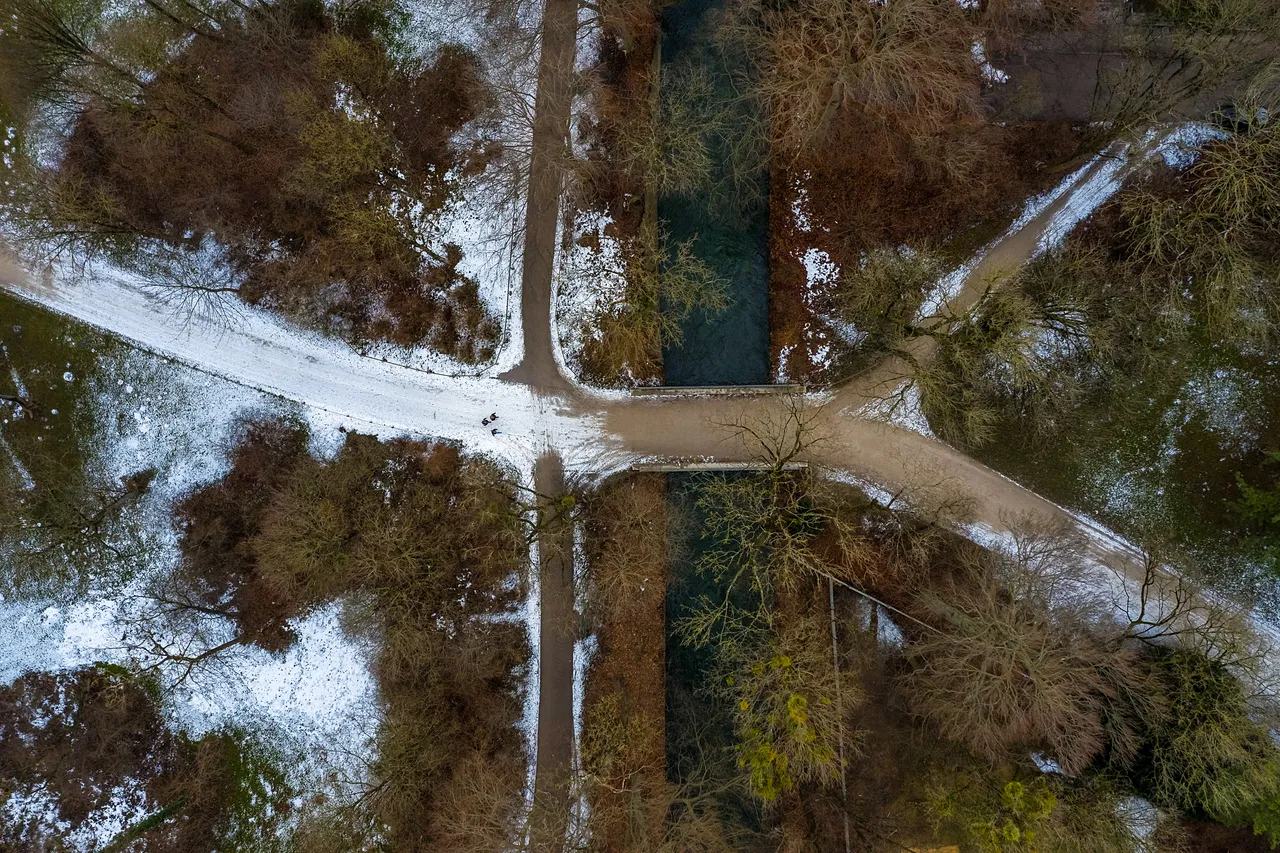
<box><xmin>900</xmin><ymin>536</ymin><xmax>1150</xmax><ymax>775</ymax></box>
<box><xmin>167</xmin><ymin>422</ymin><xmax>531</xmax><ymax>848</ymax></box>
<box><xmin>16</xmin><ymin>0</ymin><xmax>498</xmax><ymax>358</ymax></box>
<box><xmin>585</xmin><ymin>770</ymin><xmax>738</xmax><ymax>853</ymax></box>
<box><xmin>802</xmin><ymin>114</ymin><xmax>1082</xmax><ymax>255</ymax></box>
<box><xmin>584</xmin><ymin>472</ymin><xmax>676</xmax><ymax>621</ymax></box>
<box><xmin>171</xmin><ymin>416</ymin><xmax>312</xmax><ymax>651</ymax></box>
<box><xmin>253</xmin><ymin>433</ymin><xmax>527</xmax><ymax>848</ymax></box>
<box><xmin>724</xmin><ymin>0</ymin><xmax>983</xmax><ymax>152</ymax></box>
<box><xmin>429</xmin><ymin>754</ymin><xmax>529</xmax><ymax>852</ymax></box>
<box><xmin>979</xmin><ymin>0</ymin><xmax>1100</xmax><ymax>50</ymax></box>
<box><xmin>0</xmin><ymin>666</ymin><xmax>277</xmax><ymax>852</ymax></box>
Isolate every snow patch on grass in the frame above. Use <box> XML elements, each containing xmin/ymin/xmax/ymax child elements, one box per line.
<box><xmin>0</xmin><ymin>330</ymin><xmax>386</xmax><ymax>802</ymax></box>
<box><xmin>1148</xmin><ymin>122</ymin><xmax>1228</xmax><ymax>170</ymax></box>
<box><xmin>801</xmin><ymin>247</ymin><xmax>839</xmax><ymax>291</ymax></box>
<box><xmin>66</xmin><ymin>782</ymin><xmax>152</xmax><ymax>851</ymax></box>
<box><xmin>1</xmin><ymin>783</ymin><xmax>72</xmax><ymax>845</ymax></box>
<box><xmin>172</xmin><ymin>602</ymin><xmax>380</xmax><ymax>791</ymax></box>
<box><xmin>556</xmin><ymin>211</ymin><xmax>629</xmax><ymax>384</ymax></box>
<box><xmin>855</xmin><ymin>382</ymin><xmax>935</xmax><ymax>438</ymax></box>
<box><xmin>3</xmin><ymin>590</ymin><xmax>381</xmax><ymax>798</ymax></box>
<box><xmin>1179</xmin><ymin>366</ymin><xmax>1259</xmax><ymax>444</ymax></box>
<box><xmin>361</xmin><ymin>175</ymin><xmax>527</xmax><ymax>377</ymax></box>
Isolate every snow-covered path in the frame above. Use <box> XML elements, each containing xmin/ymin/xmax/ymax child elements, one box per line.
<box><xmin>1</xmin><ymin>264</ymin><xmax>619</xmax><ymax>467</ymax></box>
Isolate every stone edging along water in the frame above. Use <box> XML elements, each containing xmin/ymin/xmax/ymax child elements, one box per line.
<box><xmin>630</xmin><ymin>383</ymin><xmax>804</xmax><ymax>396</ymax></box>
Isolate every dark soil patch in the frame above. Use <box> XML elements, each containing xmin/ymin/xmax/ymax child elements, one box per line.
<box><xmin>0</xmin><ymin>666</ymin><xmax>289</xmax><ymax>851</ymax></box>
<box><xmin>1183</xmin><ymin>820</ymin><xmax>1274</xmax><ymax>853</ymax></box>
<box><xmin>580</xmin><ymin>473</ymin><xmax>670</xmax><ymax>846</ymax></box>
<box><xmin>770</xmin><ymin>115</ymin><xmax>1086</xmax><ymax>383</ymax></box>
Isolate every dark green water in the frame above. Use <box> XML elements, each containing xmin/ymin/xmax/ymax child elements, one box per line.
<box><xmin>659</xmin><ymin>0</ymin><xmax>770</xmax><ymax>386</ymax></box>
<box><xmin>665</xmin><ymin>473</ymin><xmax>764</xmax><ymax>836</ymax></box>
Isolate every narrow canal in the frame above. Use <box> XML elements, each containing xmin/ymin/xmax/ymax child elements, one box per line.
<box><xmin>659</xmin><ymin>0</ymin><xmax>771</xmax><ymax>832</ymax></box>
<box><xmin>658</xmin><ymin>0</ymin><xmax>770</xmax><ymax>386</ymax></box>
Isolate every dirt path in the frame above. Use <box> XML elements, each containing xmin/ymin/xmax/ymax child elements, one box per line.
<box><xmin>497</xmin><ymin>0</ymin><xmax>582</xmax><ymax>835</ymax></box>
<box><xmin>529</xmin><ymin>452</ymin><xmax>577</xmax><ymax>848</ymax></box>
<box><xmin>498</xmin><ymin>0</ymin><xmax>578</xmax><ymax>393</ymax></box>
<box><xmin>833</xmin><ymin>137</ymin><xmax>1141</xmax><ymax>413</ymax></box>
<box><xmin>603</xmin><ymin>396</ymin><xmax>1140</xmax><ymax>568</ymax></box>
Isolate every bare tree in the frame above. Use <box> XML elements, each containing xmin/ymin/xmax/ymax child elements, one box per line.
<box><xmin>901</xmin><ymin>522</ymin><xmax>1151</xmax><ymax>775</ymax></box>
<box><xmin>715</xmin><ymin>611</ymin><xmax>862</xmax><ymax>804</ymax></box>
<box><xmin>1101</xmin><ymin>0</ymin><xmax>1280</xmax><ymax>130</ymax></box>
<box><xmin>720</xmin><ymin>0</ymin><xmax>982</xmax><ymax>153</ymax></box>
<box><xmin>579</xmin><ymin>221</ymin><xmax>730</xmax><ymax>380</ymax></box>
<box><xmin>609</xmin><ymin>61</ymin><xmax>743</xmax><ymax>199</ymax></box>
<box><xmin>0</xmin><ymin>460</ymin><xmax>155</xmax><ymax>599</ymax></box>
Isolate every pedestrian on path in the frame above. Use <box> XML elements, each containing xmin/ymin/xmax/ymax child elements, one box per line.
<box><xmin>489</xmin><ymin>412</ymin><xmax>499</xmax><ymax>421</ymax></box>
<box><xmin>491</xmin><ymin>427</ymin><xmax>501</xmax><ymax>436</ymax></box>
<box><xmin>482</xmin><ymin>417</ymin><xmax>490</xmax><ymax>426</ymax></box>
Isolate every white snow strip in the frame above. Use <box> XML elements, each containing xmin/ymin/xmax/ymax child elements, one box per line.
<box><xmin>971</xmin><ymin>40</ymin><xmax>1009</xmax><ymax>84</ymax></box>
<box><xmin>801</xmin><ymin>247</ymin><xmax>840</xmax><ymax>291</ymax></box>
<box><xmin>518</xmin><ymin>472</ymin><xmax>542</xmax><ymax>811</ymax></box>
<box><xmin>916</xmin><ymin>259</ymin><xmax>975</xmax><ymax>320</ymax></box>
<box><xmin>916</xmin><ymin>136</ymin><xmax>1148</xmax><ymax>323</ymax></box>
<box><xmin>568</xmin><ymin>632</ymin><xmax>598</xmax><ymax>840</ymax></box>
<box><xmin>962</xmin><ymin>521</ymin><xmax>1018</xmax><ymax>555</ymax></box>
<box><xmin>1147</xmin><ymin>122</ymin><xmax>1228</xmax><ymax>170</ymax></box>
<box><xmin>824</xmin><ymin>468</ymin><xmax>899</xmax><ymax>509</ymax></box>
<box><xmin>571</xmin><ymin>638</ymin><xmax>595</xmax><ymax>753</ymax></box>
<box><xmin>0</xmin><ymin>431</ymin><xmax>35</xmax><ymax>489</ymax></box>
<box><xmin>9</xmin><ymin>366</ymin><xmax>29</xmax><ymax>398</ymax></box>
<box><xmin>775</xmin><ymin>342</ymin><xmax>795</xmax><ymax>383</ymax></box>
<box><xmin>1035</xmin><ymin>151</ymin><xmax>1129</xmax><ymax>253</ymax></box>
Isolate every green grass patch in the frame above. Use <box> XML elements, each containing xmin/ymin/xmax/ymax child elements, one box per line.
<box><xmin>972</xmin><ymin>339</ymin><xmax>1280</xmax><ymax>595</ymax></box>
<box><xmin>0</xmin><ymin>290</ymin><xmax>117</xmax><ymax>498</ymax></box>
